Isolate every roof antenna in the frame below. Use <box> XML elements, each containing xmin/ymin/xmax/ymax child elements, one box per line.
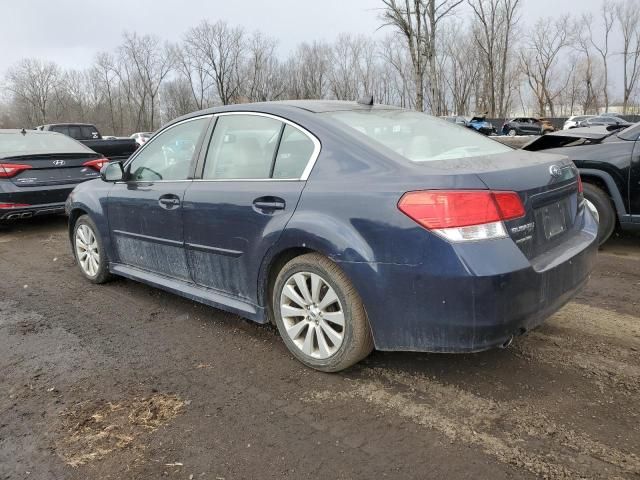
<box><xmin>357</xmin><ymin>95</ymin><xmax>374</xmax><ymax>106</ymax></box>
<box><xmin>20</xmin><ymin>128</ymin><xmax>27</xmax><ymax>135</ymax></box>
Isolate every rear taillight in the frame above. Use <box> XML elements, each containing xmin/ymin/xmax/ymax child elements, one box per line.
<box><xmin>83</xmin><ymin>158</ymin><xmax>110</xmax><ymax>171</ymax></box>
<box><xmin>0</xmin><ymin>163</ymin><xmax>32</xmax><ymax>178</ymax></box>
<box><xmin>398</xmin><ymin>190</ymin><xmax>525</xmax><ymax>242</ymax></box>
<box><xmin>0</xmin><ymin>203</ymin><xmax>30</xmax><ymax>209</ymax></box>
<box><xmin>577</xmin><ymin>175</ymin><xmax>583</xmax><ymax>193</ymax></box>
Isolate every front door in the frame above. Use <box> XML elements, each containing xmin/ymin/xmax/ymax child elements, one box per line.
<box><xmin>107</xmin><ymin>116</ymin><xmax>211</xmax><ymax>280</ymax></box>
<box><xmin>183</xmin><ymin>113</ymin><xmax>318</xmax><ymax>303</ymax></box>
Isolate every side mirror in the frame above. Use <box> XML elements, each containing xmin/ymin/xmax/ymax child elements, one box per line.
<box><xmin>100</xmin><ymin>161</ymin><xmax>125</xmax><ymax>182</ymax></box>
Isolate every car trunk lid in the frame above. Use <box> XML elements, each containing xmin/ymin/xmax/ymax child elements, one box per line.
<box><xmin>1</xmin><ymin>152</ymin><xmax>103</xmax><ymax>187</ymax></box>
<box><xmin>413</xmin><ymin>150</ymin><xmax>582</xmax><ymax>260</ymax></box>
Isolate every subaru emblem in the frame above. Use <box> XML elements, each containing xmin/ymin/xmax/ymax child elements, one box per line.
<box><xmin>53</xmin><ymin>160</ymin><xmax>66</xmax><ymax>166</ymax></box>
<box><xmin>549</xmin><ymin>165</ymin><xmax>562</xmax><ymax>178</ymax></box>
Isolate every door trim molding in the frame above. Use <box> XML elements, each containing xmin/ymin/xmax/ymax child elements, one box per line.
<box><xmin>112</xmin><ymin>229</ymin><xmax>183</xmax><ymax>247</ymax></box>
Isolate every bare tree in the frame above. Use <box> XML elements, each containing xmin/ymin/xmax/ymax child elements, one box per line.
<box><xmin>5</xmin><ymin>59</ymin><xmax>61</xmax><ymax>125</ymax></box>
<box><xmin>174</xmin><ymin>42</ymin><xmax>215</xmax><ymax>110</ymax></box>
<box><xmin>119</xmin><ymin>32</ymin><xmax>174</xmax><ymax>129</ymax></box>
<box><xmin>443</xmin><ymin>23</ymin><xmax>480</xmax><ymax>114</ymax></box>
<box><xmin>616</xmin><ymin>0</ymin><xmax>640</xmax><ymax>114</ymax></box>
<box><xmin>380</xmin><ymin>0</ymin><xmax>462</xmax><ymax>113</ymax></box>
<box><xmin>243</xmin><ymin>32</ymin><xmax>284</xmax><ymax>102</ymax></box>
<box><xmin>588</xmin><ymin>2</ymin><xmax>615</xmax><ymax>110</ymax></box>
<box><xmin>520</xmin><ymin>15</ymin><xmax>574</xmax><ymax>116</ymax></box>
<box><xmin>468</xmin><ymin>0</ymin><xmax>521</xmax><ymax>117</ymax></box>
<box><xmin>576</xmin><ymin>15</ymin><xmax>599</xmax><ymax>113</ymax></box>
<box><xmin>184</xmin><ymin>20</ymin><xmax>245</xmax><ymax>105</ymax></box>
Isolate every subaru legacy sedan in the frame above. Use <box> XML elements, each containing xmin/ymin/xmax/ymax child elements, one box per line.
<box><xmin>66</xmin><ymin>100</ymin><xmax>598</xmax><ymax>372</ymax></box>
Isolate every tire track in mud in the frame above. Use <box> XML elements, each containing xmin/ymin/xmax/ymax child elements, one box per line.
<box><xmin>513</xmin><ymin>303</ymin><xmax>640</xmax><ymax>393</ymax></box>
<box><xmin>308</xmin><ymin>368</ymin><xmax>640</xmax><ymax>480</ymax></box>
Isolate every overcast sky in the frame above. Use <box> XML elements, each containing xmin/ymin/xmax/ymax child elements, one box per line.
<box><xmin>0</xmin><ymin>0</ymin><xmax>608</xmax><ymax>77</ymax></box>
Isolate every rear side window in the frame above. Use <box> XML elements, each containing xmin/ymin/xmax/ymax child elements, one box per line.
<box><xmin>81</xmin><ymin>126</ymin><xmax>99</xmax><ymax>139</ymax></box>
<box><xmin>272</xmin><ymin>125</ymin><xmax>315</xmax><ymax>179</ymax></box>
<box><xmin>325</xmin><ymin>110</ymin><xmax>511</xmax><ymax>163</ymax></box>
<box><xmin>51</xmin><ymin>126</ymin><xmax>69</xmax><ymax>136</ymax></box>
<box><xmin>203</xmin><ymin>115</ymin><xmax>283</xmax><ymax>179</ymax></box>
<box><xmin>68</xmin><ymin>126</ymin><xmax>82</xmax><ymax>139</ymax></box>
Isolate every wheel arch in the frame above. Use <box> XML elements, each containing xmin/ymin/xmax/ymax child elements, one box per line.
<box><xmin>579</xmin><ymin>168</ymin><xmax>626</xmax><ymax>217</ymax></box>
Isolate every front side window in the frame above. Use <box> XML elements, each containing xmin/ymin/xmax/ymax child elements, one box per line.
<box><xmin>203</xmin><ymin>115</ymin><xmax>283</xmax><ymax>180</ymax></box>
<box><xmin>128</xmin><ymin>117</ymin><xmax>208</xmax><ymax>182</ymax></box>
<box><xmin>325</xmin><ymin>110</ymin><xmax>511</xmax><ymax>163</ymax></box>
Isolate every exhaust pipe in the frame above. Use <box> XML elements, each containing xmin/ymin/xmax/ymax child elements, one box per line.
<box><xmin>20</xmin><ymin>212</ymin><xmax>33</xmax><ymax>218</ymax></box>
<box><xmin>6</xmin><ymin>213</ymin><xmax>20</xmax><ymax>220</ymax></box>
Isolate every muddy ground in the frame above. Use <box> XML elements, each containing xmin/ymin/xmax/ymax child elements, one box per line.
<box><xmin>0</xmin><ymin>216</ymin><xmax>639</xmax><ymax>480</ymax></box>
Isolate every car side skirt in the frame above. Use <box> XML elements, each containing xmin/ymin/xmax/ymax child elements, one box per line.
<box><xmin>109</xmin><ymin>263</ymin><xmax>267</xmax><ymax>323</ymax></box>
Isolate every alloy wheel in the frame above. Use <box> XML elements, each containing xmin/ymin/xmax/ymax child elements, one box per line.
<box><xmin>75</xmin><ymin>224</ymin><xmax>100</xmax><ymax>277</ymax></box>
<box><xmin>279</xmin><ymin>271</ymin><xmax>345</xmax><ymax>360</ymax></box>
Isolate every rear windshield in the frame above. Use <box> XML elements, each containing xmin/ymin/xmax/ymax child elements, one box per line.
<box><xmin>324</xmin><ymin>110</ymin><xmax>511</xmax><ymax>162</ymax></box>
<box><xmin>0</xmin><ymin>132</ymin><xmax>91</xmax><ymax>157</ymax></box>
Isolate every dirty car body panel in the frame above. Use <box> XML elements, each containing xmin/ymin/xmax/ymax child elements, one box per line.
<box><xmin>66</xmin><ymin>100</ymin><xmax>598</xmax><ymax>353</ymax></box>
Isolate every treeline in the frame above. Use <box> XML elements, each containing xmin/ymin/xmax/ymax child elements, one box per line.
<box><xmin>1</xmin><ymin>0</ymin><xmax>640</xmax><ymax>135</ymax></box>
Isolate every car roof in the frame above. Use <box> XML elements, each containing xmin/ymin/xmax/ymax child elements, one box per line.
<box><xmin>175</xmin><ymin>99</ymin><xmax>402</xmax><ymax>120</ymax></box>
<box><xmin>163</xmin><ymin>99</ymin><xmax>406</xmax><ymax>131</ymax></box>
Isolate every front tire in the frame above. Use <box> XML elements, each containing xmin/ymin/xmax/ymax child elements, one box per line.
<box><xmin>508</xmin><ymin>129</ymin><xmax>517</xmax><ymax>136</ymax></box>
<box><xmin>73</xmin><ymin>215</ymin><xmax>112</xmax><ymax>284</ymax></box>
<box><xmin>272</xmin><ymin>253</ymin><xmax>374</xmax><ymax>372</ymax></box>
<box><xmin>583</xmin><ymin>183</ymin><xmax>616</xmax><ymax>246</ymax></box>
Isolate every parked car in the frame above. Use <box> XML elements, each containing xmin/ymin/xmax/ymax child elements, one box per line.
<box><xmin>467</xmin><ymin>116</ymin><xmax>496</xmax><ymax>135</ymax></box>
<box><xmin>130</xmin><ymin>132</ymin><xmax>154</xmax><ymax>146</ymax></box>
<box><xmin>563</xmin><ymin>115</ymin><xmax>595</xmax><ymax>130</ymax></box>
<box><xmin>577</xmin><ymin>116</ymin><xmax>632</xmax><ymax>129</ymax></box>
<box><xmin>66</xmin><ymin>100</ymin><xmax>598</xmax><ymax>372</ymax></box>
<box><xmin>37</xmin><ymin>123</ymin><xmax>138</xmax><ymax>161</ymax></box>
<box><xmin>524</xmin><ymin>123</ymin><xmax>640</xmax><ymax>245</ymax></box>
<box><xmin>502</xmin><ymin>118</ymin><xmax>544</xmax><ymax>136</ymax></box>
<box><xmin>0</xmin><ymin>129</ymin><xmax>109</xmax><ymax>221</ymax></box>
<box><xmin>441</xmin><ymin>116</ymin><xmax>468</xmax><ymax>127</ymax></box>
<box><xmin>538</xmin><ymin>118</ymin><xmax>555</xmax><ymax>133</ymax></box>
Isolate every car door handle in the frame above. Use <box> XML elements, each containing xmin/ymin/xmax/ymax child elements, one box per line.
<box><xmin>253</xmin><ymin>197</ymin><xmax>286</xmax><ymax>212</ymax></box>
<box><xmin>158</xmin><ymin>195</ymin><xmax>181</xmax><ymax>209</ymax></box>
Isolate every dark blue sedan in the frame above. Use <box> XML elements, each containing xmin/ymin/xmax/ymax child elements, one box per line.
<box><xmin>66</xmin><ymin>100</ymin><xmax>598</xmax><ymax>372</ymax></box>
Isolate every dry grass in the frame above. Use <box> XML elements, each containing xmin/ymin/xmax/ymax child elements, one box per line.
<box><xmin>57</xmin><ymin>393</ymin><xmax>185</xmax><ymax>466</ymax></box>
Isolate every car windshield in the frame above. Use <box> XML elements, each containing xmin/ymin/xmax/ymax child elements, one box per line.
<box><xmin>0</xmin><ymin>131</ymin><xmax>90</xmax><ymax>157</ymax></box>
<box><xmin>324</xmin><ymin>110</ymin><xmax>511</xmax><ymax>162</ymax></box>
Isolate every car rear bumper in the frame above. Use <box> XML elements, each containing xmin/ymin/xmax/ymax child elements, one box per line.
<box><xmin>0</xmin><ymin>181</ymin><xmax>76</xmax><ymax>220</ymax></box>
<box><xmin>339</xmin><ymin>209</ymin><xmax>598</xmax><ymax>353</ymax></box>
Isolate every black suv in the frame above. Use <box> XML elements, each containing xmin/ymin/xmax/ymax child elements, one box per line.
<box><xmin>524</xmin><ymin>123</ymin><xmax>640</xmax><ymax>244</ymax></box>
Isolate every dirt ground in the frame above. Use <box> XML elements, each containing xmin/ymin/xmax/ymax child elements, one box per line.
<box><xmin>1</xmin><ymin>216</ymin><xmax>639</xmax><ymax>480</ymax></box>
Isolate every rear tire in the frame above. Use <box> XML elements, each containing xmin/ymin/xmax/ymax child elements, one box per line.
<box><xmin>583</xmin><ymin>183</ymin><xmax>616</xmax><ymax>246</ymax></box>
<box><xmin>272</xmin><ymin>253</ymin><xmax>374</xmax><ymax>372</ymax></box>
<box><xmin>508</xmin><ymin>129</ymin><xmax>517</xmax><ymax>136</ymax></box>
<box><xmin>73</xmin><ymin>215</ymin><xmax>112</xmax><ymax>284</ymax></box>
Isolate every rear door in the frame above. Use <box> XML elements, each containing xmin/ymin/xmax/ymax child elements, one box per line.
<box><xmin>107</xmin><ymin>116</ymin><xmax>211</xmax><ymax>280</ymax></box>
<box><xmin>182</xmin><ymin>113</ymin><xmax>318</xmax><ymax>302</ymax></box>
